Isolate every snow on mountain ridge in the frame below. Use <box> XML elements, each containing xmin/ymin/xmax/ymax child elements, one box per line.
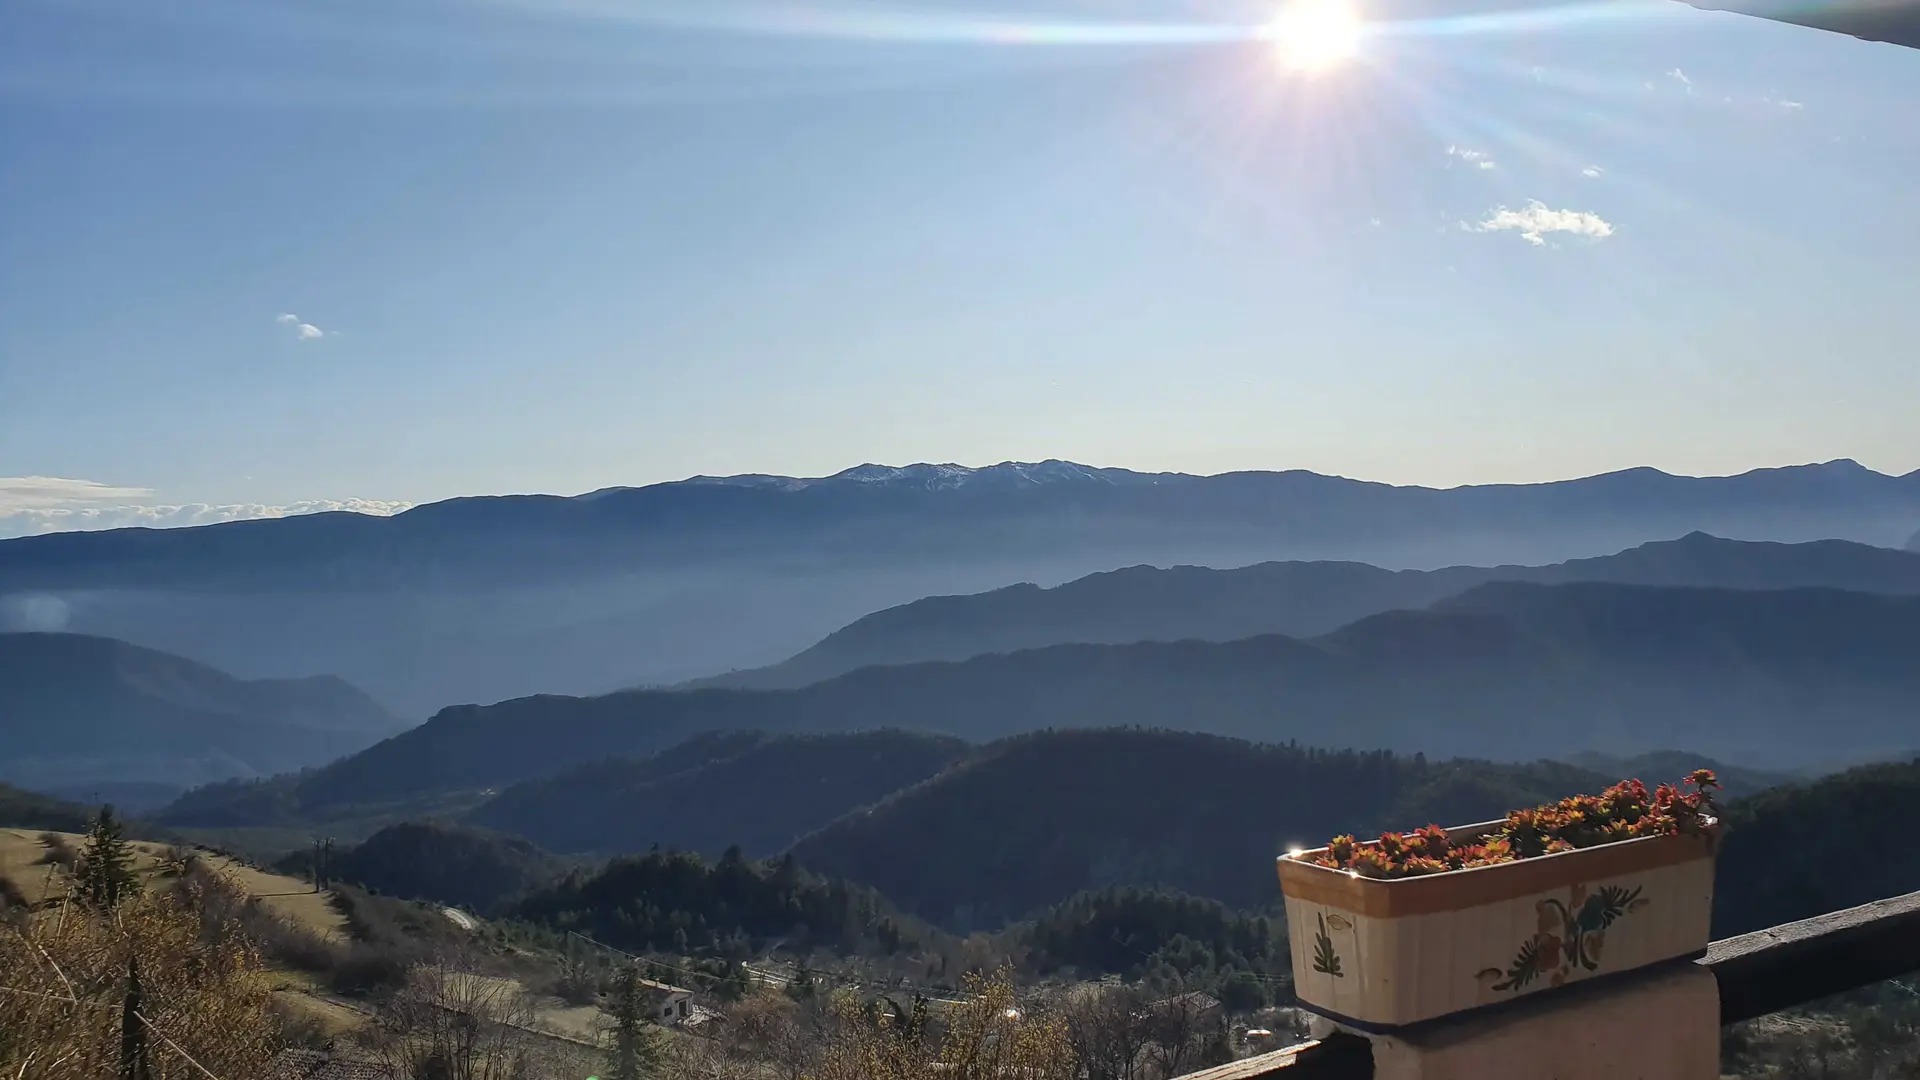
<box><xmin>652</xmin><ymin>461</ymin><xmax>1156</xmax><ymax>495</ymax></box>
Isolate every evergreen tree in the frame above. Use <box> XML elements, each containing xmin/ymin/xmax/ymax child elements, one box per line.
<box><xmin>604</xmin><ymin>963</ymin><xmax>663</xmax><ymax>1080</ymax></box>
<box><xmin>78</xmin><ymin>805</ymin><xmax>135</xmax><ymax>908</ymax></box>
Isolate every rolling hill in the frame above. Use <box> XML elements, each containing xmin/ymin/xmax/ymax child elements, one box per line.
<box><xmin>309</xmin><ymin>821</ymin><xmax>565</xmax><ymax>915</ymax></box>
<box><xmin>0</xmin><ymin>632</ymin><xmax>405</xmax><ymax>797</ymax></box>
<box><xmin>464</xmin><ymin>729</ymin><xmax>970</xmax><ymax>858</ymax></box>
<box><xmin>1713</xmin><ymin>757</ymin><xmax>1920</xmax><ymax>937</ymax></box>
<box><xmin>0</xmin><ymin>781</ymin><xmax>101</xmax><ymax>833</ymax></box>
<box><xmin>5</xmin><ymin>459</ymin><xmax>1916</xmax><ymax>713</ymax></box>
<box><xmin>778</xmin><ymin>729</ymin><xmax>1915</xmax><ymax>936</ymax></box>
<box><xmin>157</xmin><ymin>579</ymin><xmax>1920</xmax><ymax>826</ymax></box>
<box><xmin>780</xmin><ymin>729</ymin><xmax>1612</xmax><ymax>928</ymax></box>
<box><xmin>692</xmin><ymin>533</ymin><xmax>1920</xmax><ymax>690</ymax></box>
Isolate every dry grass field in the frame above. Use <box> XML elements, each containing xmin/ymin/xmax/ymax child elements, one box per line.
<box><xmin>0</xmin><ymin>826</ymin><xmax>176</xmax><ymax>904</ymax></box>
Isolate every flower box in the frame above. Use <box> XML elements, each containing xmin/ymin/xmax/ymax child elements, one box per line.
<box><xmin>1277</xmin><ymin>818</ymin><xmax>1719</xmax><ymax>1031</ymax></box>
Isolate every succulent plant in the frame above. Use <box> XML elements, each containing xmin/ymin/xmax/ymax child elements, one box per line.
<box><xmin>1303</xmin><ymin>771</ymin><xmax>1720</xmax><ymax>879</ymax></box>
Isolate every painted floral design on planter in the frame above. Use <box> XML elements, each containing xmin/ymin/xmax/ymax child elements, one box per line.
<box><xmin>1476</xmin><ymin>883</ymin><xmax>1651</xmax><ymax>993</ymax></box>
<box><xmin>1312</xmin><ymin>912</ymin><xmax>1348</xmax><ymax>977</ymax></box>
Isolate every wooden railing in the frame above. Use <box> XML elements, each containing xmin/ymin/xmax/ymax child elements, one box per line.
<box><xmin>1182</xmin><ymin>888</ymin><xmax>1920</xmax><ymax>1079</ymax></box>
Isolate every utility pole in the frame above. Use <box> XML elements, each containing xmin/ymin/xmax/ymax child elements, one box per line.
<box><xmin>312</xmin><ymin>837</ymin><xmax>336</xmax><ymax>891</ymax></box>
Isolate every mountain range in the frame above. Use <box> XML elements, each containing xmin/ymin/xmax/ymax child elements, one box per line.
<box><xmin>692</xmin><ymin>532</ymin><xmax>1920</xmax><ymax>690</ymax></box>
<box><xmin>4</xmin><ymin>459</ymin><xmax>1916</xmax><ymax>714</ymax></box>
<box><xmin>0</xmin><ymin>632</ymin><xmax>404</xmax><ymax>799</ymax></box>
<box><xmin>150</xmin><ymin>574</ymin><xmax>1920</xmax><ymax>833</ymax></box>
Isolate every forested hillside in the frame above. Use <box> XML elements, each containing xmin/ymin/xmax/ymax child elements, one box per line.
<box><xmin>784</xmin><ymin>729</ymin><xmax>1609</xmax><ymax>928</ymax></box>
<box><xmin>305</xmin><ymin>821</ymin><xmax>565</xmax><ymax>914</ymax></box>
<box><xmin>511</xmin><ymin>847</ymin><xmax>934</xmax><ymax>959</ymax></box>
<box><xmin>1714</xmin><ymin>758</ymin><xmax>1920</xmax><ymax>936</ymax></box>
<box><xmin>467</xmin><ymin>730</ymin><xmax>970</xmax><ymax>857</ymax></box>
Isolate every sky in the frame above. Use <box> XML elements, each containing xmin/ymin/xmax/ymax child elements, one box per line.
<box><xmin>3</xmin><ymin>0</ymin><xmax>1918</xmax><ymax>536</ymax></box>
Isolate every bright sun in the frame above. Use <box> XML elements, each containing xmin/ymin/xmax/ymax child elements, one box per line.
<box><xmin>1267</xmin><ymin>0</ymin><xmax>1364</xmax><ymax>73</ymax></box>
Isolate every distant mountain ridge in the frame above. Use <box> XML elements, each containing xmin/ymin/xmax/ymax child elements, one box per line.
<box><xmin>691</xmin><ymin>533</ymin><xmax>1920</xmax><ymax>690</ymax></box>
<box><xmin>0</xmin><ymin>632</ymin><xmax>405</xmax><ymax>795</ymax></box>
<box><xmin>670</xmin><ymin>460</ymin><xmax>1159</xmax><ymax>493</ymax></box>
<box><xmin>6</xmin><ymin>460</ymin><xmax>1917</xmax><ymax>593</ymax></box>
<box><xmin>6</xmin><ymin>458</ymin><xmax>1916</xmax><ymax>714</ymax></box>
<box><xmin>154</xmin><ymin>579</ymin><xmax>1920</xmax><ymax>828</ymax></box>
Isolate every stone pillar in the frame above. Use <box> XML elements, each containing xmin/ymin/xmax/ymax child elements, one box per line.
<box><xmin>1364</xmin><ymin>963</ymin><xmax>1720</xmax><ymax>1080</ymax></box>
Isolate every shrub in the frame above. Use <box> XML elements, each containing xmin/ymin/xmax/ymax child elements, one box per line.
<box><xmin>328</xmin><ymin>943</ymin><xmax>413</xmax><ymax>996</ymax></box>
<box><xmin>36</xmin><ymin>831</ymin><xmax>77</xmax><ymax>868</ymax></box>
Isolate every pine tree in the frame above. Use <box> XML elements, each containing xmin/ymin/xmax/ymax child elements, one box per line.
<box><xmin>78</xmin><ymin>805</ymin><xmax>135</xmax><ymax>908</ymax></box>
<box><xmin>605</xmin><ymin>963</ymin><xmax>662</xmax><ymax>1080</ymax></box>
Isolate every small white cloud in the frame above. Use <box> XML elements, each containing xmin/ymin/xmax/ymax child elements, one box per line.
<box><xmin>1447</xmin><ymin>145</ymin><xmax>1497</xmax><ymax>170</ymax></box>
<box><xmin>0</xmin><ymin>476</ymin><xmax>155</xmax><ymax>513</ymax></box>
<box><xmin>0</xmin><ymin>475</ymin><xmax>412</xmax><ymax>536</ymax></box>
<box><xmin>1470</xmin><ymin>201</ymin><xmax>1616</xmax><ymax>246</ymax></box>
<box><xmin>1775</xmin><ymin>98</ymin><xmax>1804</xmax><ymax>109</ymax></box>
<box><xmin>277</xmin><ymin>312</ymin><xmax>328</xmax><ymax>340</ymax></box>
<box><xmin>1668</xmin><ymin>68</ymin><xmax>1694</xmax><ymax>93</ymax></box>
<box><xmin>0</xmin><ymin>491</ymin><xmax>415</xmax><ymax>539</ymax></box>
<box><xmin>1581</xmin><ymin>165</ymin><xmax>1604</xmax><ymax>178</ymax></box>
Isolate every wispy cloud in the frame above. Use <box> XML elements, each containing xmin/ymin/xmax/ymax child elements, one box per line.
<box><xmin>0</xmin><ymin>476</ymin><xmax>155</xmax><ymax>513</ymax></box>
<box><xmin>1581</xmin><ymin>165</ymin><xmax>1604</xmax><ymax>179</ymax></box>
<box><xmin>1667</xmin><ymin>68</ymin><xmax>1694</xmax><ymax>93</ymax></box>
<box><xmin>1469</xmin><ymin>201</ymin><xmax>1616</xmax><ymax>246</ymax></box>
<box><xmin>276</xmin><ymin>312</ymin><xmax>328</xmax><ymax>340</ymax></box>
<box><xmin>1447</xmin><ymin>145</ymin><xmax>1497</xmax><ymax>170</ymax></box>
<box><xmin>0</xmin><ymin>476</ymin><xmax>412</xmax><ymax>538</ymax></box>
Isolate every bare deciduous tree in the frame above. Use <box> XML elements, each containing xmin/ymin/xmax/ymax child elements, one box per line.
<box><xmin>358</xmin><ymin>965</ymin><xmax>541</xmax><ymax>1080</ymax></box>
<box><xmin>806</xmin><ymin>968</ymin><xmax>1078</xmax><ymax>1080</ymax></box>
<box><xmin>1060</xmin><ymin>984</ymin><xmax>1153</xmax><ymax>1080</ymax></box>
<box><xmin>724</xmin><ymin>989</ymin><xmax>828</xmax><ymax>1080</ymax></box>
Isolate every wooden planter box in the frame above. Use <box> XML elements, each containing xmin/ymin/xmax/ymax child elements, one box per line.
<box><xmin>1277</xmin><ymin>820</ymin><xmax>1719</xmax><ymax>1031</ymax></box>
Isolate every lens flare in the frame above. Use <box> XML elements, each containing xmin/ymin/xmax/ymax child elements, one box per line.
<box><xmin>1266</xmin><ymin>0</ymin><xmax>1364</xmax><ymax>72</ymax></box>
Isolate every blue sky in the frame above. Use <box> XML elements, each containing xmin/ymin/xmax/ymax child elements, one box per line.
<box><xmin>2</xmin><ymin>0</ymin><xmax>1917</xmax><ymax>534</ymax></box>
